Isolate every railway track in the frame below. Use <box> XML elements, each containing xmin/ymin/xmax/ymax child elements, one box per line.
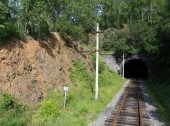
<box><xmin>105</xmin><ymin>79</ymin><xmax>150</xmax><ymax>126</ymax></box>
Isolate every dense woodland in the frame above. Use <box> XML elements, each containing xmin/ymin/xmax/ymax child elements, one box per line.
<box><xmin>0</xmin><ymin>0</ymin><xmax>169</xmax><ymax>55</ymax></box>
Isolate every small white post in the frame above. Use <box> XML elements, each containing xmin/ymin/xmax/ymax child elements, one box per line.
<box><xmin>122</xmin><ymin>54</ymin><xmax>125</xmax><ymax>79</ymax></box>
<box><xmin>95</xmin><ymin>23</ymin><xmax>99</xmax><ymax>100</ymax></box>
<box><xmin>64</xmin><ymin>91</ymin><xmax>67</xmax><ymax>109</ymax></box>
<box><xmin>63</xmin><ymin>86</ymin><xmax>69</xmax><ymax>109</ymax></box>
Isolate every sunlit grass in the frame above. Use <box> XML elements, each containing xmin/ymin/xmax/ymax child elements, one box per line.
<box><xmin>0</xmin><ymin>58</ymin><xmax>125</xmax><ymax>126</ymax></box>
<box><xmin>32</xmin><ymin>59</ymin><xmax>125</xmax><ymax>126</ymax></box>
<box><xmin>0</xmin><ymin>93</ymin><xmax>31</xmax><ymax>126</ymax></box>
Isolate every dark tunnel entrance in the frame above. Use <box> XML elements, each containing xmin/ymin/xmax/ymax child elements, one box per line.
<box><xmin>124</xmin><ymin>59</ymin><xmax>148</xmax><ymax>80</ymax></box>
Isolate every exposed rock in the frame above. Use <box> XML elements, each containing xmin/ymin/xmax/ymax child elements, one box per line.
<box><xmin>35</xmin><ymin>51</ymin><xmax>46</xmax><ymax>63</ymax></box>
<box><xmin>23</xmin><ymin>59</ymin><xmax>32</xmax><ymax>71</ymax></box>
<box><xmin>28</xmin><ymin>80</ymin><xmax>39</xmax><ymax>90</ymax></box>
<box><xmin>0</xmin><ymin>32</ymin><xmax>91</xmax><ymax>106</ymax></box>
<box><xmin>7</xmin><ymin>70</ymin><xmax>16</xmax><ymax>80</ymax></box>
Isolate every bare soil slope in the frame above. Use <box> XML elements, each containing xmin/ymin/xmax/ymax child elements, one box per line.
<box><xmin>0</xmin><ymin>32</ymin><xmax>90</xmax><ymax>105</ymax></box>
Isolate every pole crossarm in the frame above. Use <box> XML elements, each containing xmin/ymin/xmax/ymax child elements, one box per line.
<box><xmin>91</xmin><ymin>30</ymin><xmax>103</xmax><ymax>34</ymax></box>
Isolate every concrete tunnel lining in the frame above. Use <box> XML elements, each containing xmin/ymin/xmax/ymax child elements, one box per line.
<box><xmin>123</xmin><ymin>59</ymin><xmax>148</xmax><ymax>80</ymax></box>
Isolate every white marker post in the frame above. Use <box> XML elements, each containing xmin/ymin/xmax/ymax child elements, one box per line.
<box><xmin>95</xmin><ymin>23</ymin><xmax>99</xmax><ymax>100</ymax></box>
<box><xmin>63</xmin><ymin>86</ymin><xmax>69</xmax><ymax>109</ymax></box>
<box><xmin>122</xmin><ymin>54</ymin><xmax>125</xmax><ymax>79</ymax></box>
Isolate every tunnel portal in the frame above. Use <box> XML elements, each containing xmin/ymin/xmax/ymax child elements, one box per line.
<box><xmin>124</xmin><ymin>59</ymin><xmax>148</xmax><ymax>80</ymax></box>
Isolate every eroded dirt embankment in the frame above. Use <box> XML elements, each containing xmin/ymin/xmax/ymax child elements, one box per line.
<box><xmin>0</xmin><ymin>32</ymin><xmax>90</xmax><ymax>105</ymax></box>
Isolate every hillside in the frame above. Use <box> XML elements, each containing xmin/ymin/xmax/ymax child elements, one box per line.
<box><xmin>0</xmin><ymin>32</ymin><xmax>125</xmax><ymax>126</ymax></box>
<box><xmin>0</xmin><ymin>32</ymin><xmax>91</xmax><ymax>105</ymax></box>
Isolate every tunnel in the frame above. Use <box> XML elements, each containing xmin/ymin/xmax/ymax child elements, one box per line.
<box><xmin>124</xmin><ymin>59</ymin><xmax>148</xmax><ymax>80</ymax></box>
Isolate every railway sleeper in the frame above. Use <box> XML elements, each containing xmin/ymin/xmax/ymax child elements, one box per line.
<box><xmin>117</xmin><ymin>121</ymin><xmax>139</xmax><ymax>126</ymax></box>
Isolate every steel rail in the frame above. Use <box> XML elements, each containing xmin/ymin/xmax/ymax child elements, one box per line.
<box><xmin>138</xmin><ymin>85</ymin><xmax>143</xmax><ymax>126</ymax></box>
<box><xmin>111</xmin><ymin>91</ymin><xmax>127</xmax><ymax>126</ymax></box>
<box><xmin>110</xmin><ymin>80</ymin><xmax>144</xmax><ymax>126</ymax></box>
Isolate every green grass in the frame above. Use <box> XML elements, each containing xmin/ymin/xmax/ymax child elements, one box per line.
<box><xmin>0</xmin><ymin>93</ymin><xmax>32</xmax><ymax>126</ymax></box>
<box><xmin>147</xmin><ymin>73</ymin><xmax>170</xmax><ymax>125</ymax></box>
<box><xmin>32</xmin><ymin>59</ymin><xmax>125</xmax><ymax>126</ymax></box>
<box><xmin>0</xmin><ymin>58</ymin><xmax>125</xmax><ymax>126</ymax></box>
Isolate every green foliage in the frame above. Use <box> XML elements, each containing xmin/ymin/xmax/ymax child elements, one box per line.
<box><xmin>0</xmin><ymin>1</ymin><xmax>26</xmax><ymax>40</ymax></box>
<box><xmin>92</xmin><ymin>55</ymin><xmax>107</xmax><ymax>73</ymax></box>
<box><xmin>26</xmin><ymin>1</ymin><xmax>51</xmax><ymax>39</ymax></box>
<box><xmin>98</xmin><ymin>57</ymin><xmax>107</xmax><ymax>73</ymax></box>
<box><xmin>70</xmin><ymin>60</ymin><xmax>94</xmax><ymax>88</ymax></box>
<box><xmin>0</xmin><ymin>1</ymin><xmax>10</xmax><ymax>39</ymax></box>
<box><xmin>0</xmin><ymin>2</ymin><xmax>9</xmax><ymax>22</ymax></box>
<box><xmin>0</xmin><ymin>0</ymin><xmax>98</xmax><ymax>40</ymax></box>
<box><xmin>128</xmin><ymin>21</ymin><xmax>158</xmax><ymax>54</ymax></box>
<box><xmin>0</xmin><ymin>0</ymin><xmax>166</xmax><ymax>44</ymax></box>
<box><xmin>101</xmin><ymin>21</ymin><xmax>158</xmax><ymax>54</ymax></box>
<box><xmin>99</xmin><ymin>0</ymin><xmax>165</xmax><ymax>29</ymax></box>
<box><xmin>0</xmin><ymin>93</ymin><xmax>31</xmax><ymax>126</ymax></box>
<box><xmin>30</xmin><ymin>59</ymin><xmax>124</xmax><ymax>126</ymax></box>
<box><xmin>54</xmin><ymin>0</ymin><xmax>97</xmax><ymax>41</ymax></box>
<box><xmin>32</xmin><ymin>93</ymin><xmax>62</xmax><ymax>125</ymax></box>
<box><xmin>100</xmin><ymin>0</ymin><xmax>129</xmax><ymax>28</ymax></box>
<box><xmin>57</xmin><ymin>21</ymin><xmax>86</xmax><ymax>41</ymax></box>
<box><xmin>101</xmin><ymin>27</ymin><xmax>130</xmax><ymax>54</ymax></box>
<box><xmin>0</xmin><ymin>93</ymin><xmax>15</xmax><ymax>110</ymax></box>
<box><xmin>39</xmin><ymin>99</ymin><xmax>60</xmax><ymax>117</ymax></box>
<box><xmin>1</xmin><ymin>22</ymin><xmax>26</xmax><ymax>39</ymax></box>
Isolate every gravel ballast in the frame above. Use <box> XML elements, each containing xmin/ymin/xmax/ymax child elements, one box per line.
<box><xmin>140</xmin><ymin>80</ymin><xmax>166</xmax><ymax>126</ymax></box>
<box><xmin>88</xmin><ymin>79</ymin><xmax>166</xmax><ymax>126</ymax></box>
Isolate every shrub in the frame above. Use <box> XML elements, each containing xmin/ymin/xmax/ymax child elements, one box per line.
<box><xmin>0</xmin><ymin>93</ymin><xmax>30</xmax><ymax>126</ymax></box>
<box><xmin>70</xmin><ymin>60</ymin><xmax>94</xmax><ymax>88</ymax></box>
<box><xmin>0</xmin><ymin>93</ymin><xmax>15</xmax><ymax>110</ymax></box>
<box><xmin>39</xmin><ymin>99</ymin><xmax>60</xmax><ymax>117</ymax></box>
<box><xmin>32</xmin><ymin>90</ymin><xmax>63</xmax><ymax>125</ymax></box>
<box><xmin>92</xmin><ymin>54</ymin><xmax>107</xmax><ymax>74</ymax></box>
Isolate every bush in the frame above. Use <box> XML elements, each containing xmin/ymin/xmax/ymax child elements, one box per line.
<box><xmin>0</xmin><ymin>93</ymin><xmax>15</xmax><ymax>110</ymax></box>
<box><xmin>0</xmin><ymin>93</ymin><xmax>30</xmax><ymax>126</ymax></box>
<box><xmin>39</xmin><ymin>99</ymin><xmax>60</xmax><ymax>117</ymax></box>
<box><xmin>0</xmin><ymin>23</ymin><xmax>26</xmax><ymax>40</ymax></box>
<box><xmin>57</xmin><ymin>23</ymin><xmax>87</xmax><ymax>41</ymax></box>
<box><xmin>101</xmin><ymin>21</ymin><xmax>159</xmax><ymax>54</ymax></box>
<box><xmin>32</xmin><ymin>90</ymin><xmax>63</xmax><ymax>125</ymax></box>
<box><xmin>70</xmin><ymin>60</ymin><xmax>94</xmax><ymax>88</ymax></box>
<box><xmin>128</xmin><ymin>21</ymin><xmax>158</xmax><ymax>54</ymax></box>
<box><xmin>92</xmin><ymin>54</ymin><xmax>107</xmax><ymax>73</ymax></box>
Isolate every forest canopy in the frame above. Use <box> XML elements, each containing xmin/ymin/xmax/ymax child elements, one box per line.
<box><xmin>0</xmin><ymin>0</ymin><xmax>169</xmax><ymax>55</ymax></box>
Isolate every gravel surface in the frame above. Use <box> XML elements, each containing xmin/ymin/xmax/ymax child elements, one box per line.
<box><xmin>88</xmin><ymin>79</ymin><xmax>167</xmax><ymax>126</ymax></box>
<box><xmin>88</xmin><ymin>80</ymin><xmax>130</xmax><ymax>126</ymax></box>
<box><xmin>140</xmin><ymin>80</ymin><xmax>166</xmax><ymax>126</ymax></box>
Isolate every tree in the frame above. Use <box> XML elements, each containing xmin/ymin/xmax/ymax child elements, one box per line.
<box><xmin>0</xmin><ymin>1</ymin><xmax>11</xmax><ymax>39</ymax></box>
<box><xmin>54</xmin><ymin>0</ymin><xmax>98</xmax><ymax>40</ymax></box>
<box><xmin>99</xmin><ymin>0</ymin><xmax>129</xmax><ymax>29</ymax></box>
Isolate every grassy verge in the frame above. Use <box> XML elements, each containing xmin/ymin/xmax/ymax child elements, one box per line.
<box><xmin>32</xmin><ymin>58</ymin><xmax>125</xmax><ymax>126</ymax></box>
<box><xmin>0</xmin><ymin>93</ymin><xmax>32</xmax><ymax>126</ymax></box>
<box><xmin>147</xmin><ymin>74</ymin><xmax>170</xmax><ymax>125</ymax></box>
<box><xmin>0</xmin><ymin>57</ymin><xmax>125</xmax><ymax>126</ymax></box>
